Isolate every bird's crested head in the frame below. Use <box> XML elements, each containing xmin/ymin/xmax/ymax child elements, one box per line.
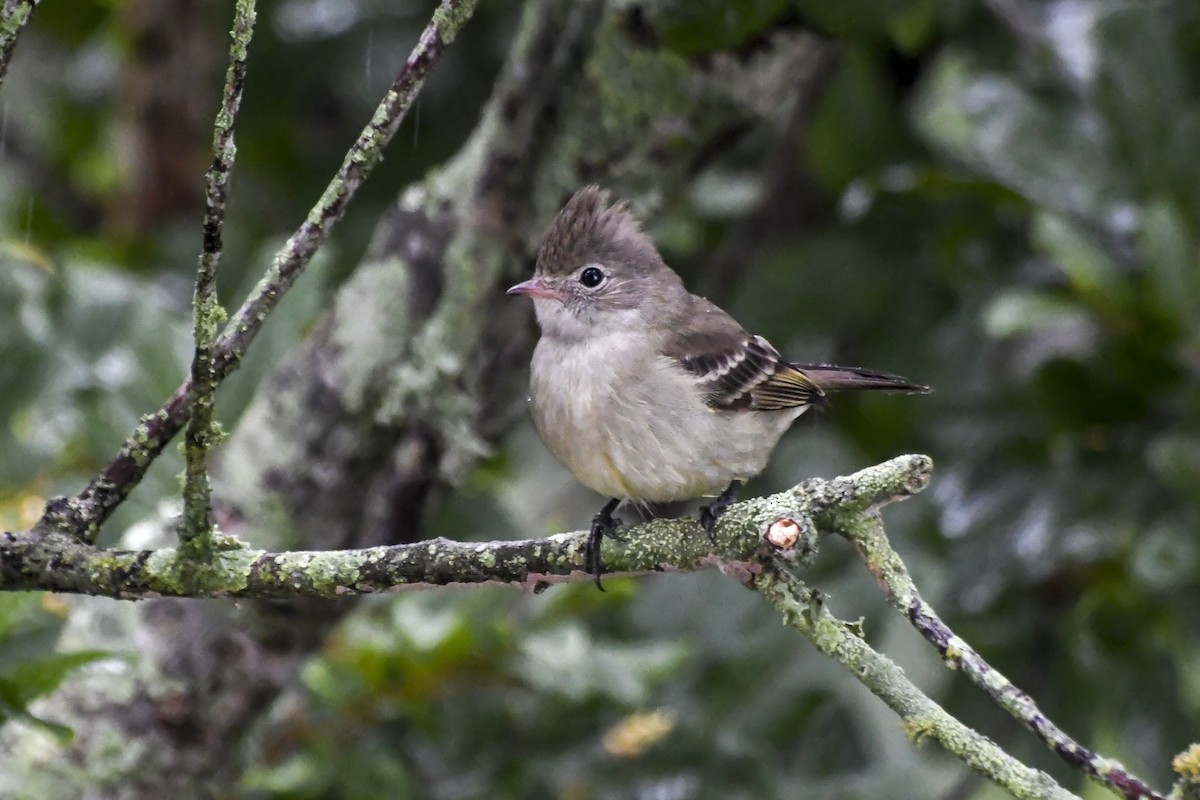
<box><xmin>507</xmin><ymin>186</ymin><xmax>686</xmax><ymax>339</ymax></box>
<box><xmin>535</xmin><ymin>186</ymin><xmax>658</xmax><ymax>279</ymax></box>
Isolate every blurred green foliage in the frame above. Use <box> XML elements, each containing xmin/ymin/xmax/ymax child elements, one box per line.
<box><xmin>3</xmin><ymin>0</ymin><xmax>1200</xmax><ymax>797</ymax></box>
<box><xmin>0</xmin><ymin>593</ymin><xmax>115</xmax><ymax>741</ymax></box>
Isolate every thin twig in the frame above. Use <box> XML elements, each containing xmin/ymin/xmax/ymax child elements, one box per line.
<box><xmin>182</xmin><ymin>0</ymin><xmax>257</xmax><ymax>552</ymax></box>
<box><xmin>213</xmin><ymin>0</ymin><xmax>477</xmax><ymax>372</ymax></box>
<box><xmin>0</xmin><ymin>0</ymin><xmax>40</xmax><ymax>88</ymax></box>
<box><xmin>57</xmin><ymin>0</ymin><xmax>480</xmax><ymax>543</ymax></box>
<box><xmin>754</xmin><ymin>566</ymin><xmax>1078</xmax><ymax>800</ymax></box>
<box><xmin>829</xmin><ymin>508</ymin><xmax>1169</xmax><ymax>800</ymax></box>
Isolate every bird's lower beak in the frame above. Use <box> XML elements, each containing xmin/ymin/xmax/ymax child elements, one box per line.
<box><xmin>506</xmin><ymin>278</ymin><xmax>563</xmax><ymax>301</ymax></box>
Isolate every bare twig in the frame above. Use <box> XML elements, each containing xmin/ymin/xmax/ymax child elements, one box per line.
<box><xmin>828</xmin><ymin>502</ymin><xmax>1169</xmax><ymax>800</ymax></box>
<box><xmin>0</xmin><ymin>0</ymin><xmax>40</xmax><ymax>87</ymax></box>
<box><xmin>56</xmin><ymin>0</ymin><xmax>480</xmax><ymax>543</ymax></box>
<box><xmin>182</xmin><ymin>0</ymin><xmax>257</xmax><ymax>552</ymax></box>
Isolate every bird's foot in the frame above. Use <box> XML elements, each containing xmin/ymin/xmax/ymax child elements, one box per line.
<box><xmin>585</xmin><ymin>498</ymin><xmax>623</xmax><ymax>591</ymax></box>
<box><xmin>698</xmin><ymin>481</ymin><xmax>740</xmax><ymax>545</ymax></box>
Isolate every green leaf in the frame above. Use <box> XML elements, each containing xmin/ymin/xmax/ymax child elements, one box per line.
<box><xmin>886</xmin><ymin>0</ymin><xmax>941</xmax><ymax>54</ymax></box>
<box><xmin>982</xmin><ymin>288</ymin><xmax>1095</xmax><ymax>339</ymax></box>
<box><xmin>1131</xmin><ymin>523</ymin><xmax>1198</xmax><ymax>593</ymax></box>
<box><xmin>654</xmin><ymin>0</ymin><xmax>790</xmax><ymax>55</ymax></box>
<box><xmin>1032</xmin><ymin>213</ymin><xmax>1123</xmax><ymax>305</ymax></box>
<box><xmin>1138</xmin><ymin>197</ymin><xmax>1200</xmax><ymax>323</ymax></box>
<box><xmin>1147</xmin><ymin>434</ymin><xmax>1200</xmax><ymax>500</ymax></box>
<box><xmin>0</xmin><ymin>593</ymin><xmax>42</xmax><ymax>641</ymax></box>
<box><xmin>1092</xmin><ymin>7</ymin><xmax>1196</xmax><ymax>198</ymax></box>
<box><xmin>1</xmin><ymin>649</ymin><xmax>119</xmax><ymax>707</ymax></box>
<box><xmin>517</xmin><ymin>624</ymin><xmax>687</xmax><ymax>705</ymax></box>
<box><xmin>0</xmin><ymin>681</ymin><xmax>77</xmax><ymax>742</ymax></box>
<box><xmin>0</xmin><ymin>650</ymin><xmax>119</xmax><ymax>742</ymax></box>
<box><xmin>912</xmin><ymin>51</ymin><xmax>1130</xmax><ymax>228</ymax></box>
<box><xmin>795</xmin><ymin>0</ymin><xmax>956</xmax><ymax>44</ymax></box>
<box><xmin>808</xmin><ymin>47</ymin><xmax>896</xmax><ymax>191</ymax></box>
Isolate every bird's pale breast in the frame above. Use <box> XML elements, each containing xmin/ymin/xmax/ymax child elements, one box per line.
<box><xmin>530</xmin><ymin>332</ymin><xmax>803</xmax><ymax>503</ymax></box>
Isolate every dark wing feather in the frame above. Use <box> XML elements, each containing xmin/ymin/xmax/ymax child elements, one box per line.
<box><xmin>663</xmin><ymin>299</ymin><xmax>823</xmax><ymax>411</ymax></box>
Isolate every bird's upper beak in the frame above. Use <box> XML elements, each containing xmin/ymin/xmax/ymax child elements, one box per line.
<box><xmin>506</xmin><ymin>277</ymin><xmax>564</xmax><ymax>301</ymax></box>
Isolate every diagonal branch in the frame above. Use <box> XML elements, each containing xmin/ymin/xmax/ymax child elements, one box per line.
<box><xmin>827</xmin><ymin>495</ymin><xmax>1168</xmax><ymax>800</ymax></box>
<box><xmin>53</xmin><ymin>0</ymin><xmax>479</xmax><ymax>544</ymax></box>
<box><xmin>754</xmin><ymin>565</ymin><xmax>1079</xmax><ymax>800</ymax></box>
<box><xmin>182</xmin><ymin>0</ymin><xmax>257</xmax><ymax>552</ymax></box>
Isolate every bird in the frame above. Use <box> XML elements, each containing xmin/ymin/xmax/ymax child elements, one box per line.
<box><xmin>507</xmin><ymin>186</ymin><xmax>929</xmax><ymax>587</ymax></box>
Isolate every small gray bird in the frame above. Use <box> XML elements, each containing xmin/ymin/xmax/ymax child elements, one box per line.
<box><xmin>508</xmin><ymin>186</ymin><xmax>928</xmax><ymax>587</ymax></box>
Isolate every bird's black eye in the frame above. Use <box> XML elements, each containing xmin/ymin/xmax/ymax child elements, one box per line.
<box><xmin>579</xmin><ymin>266</ymin><xmax>605</xmax><ymax>288</ymax></box>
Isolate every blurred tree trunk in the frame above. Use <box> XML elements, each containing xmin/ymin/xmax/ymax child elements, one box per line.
<box><xmin>113</xmin><ymin>0</ymin><xmax>218</xmax><ymax>234</ymax></box>
<box><xmin>0</xmin><ymin>1</ymin><xmax>836</xmax><ymax>795</ymax></box>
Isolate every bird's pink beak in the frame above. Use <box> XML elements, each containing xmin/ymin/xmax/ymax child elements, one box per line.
<box><xmin>506</xmin><ymin>277</ymin><xmax>563</xmax><ymax>301</ymax></box>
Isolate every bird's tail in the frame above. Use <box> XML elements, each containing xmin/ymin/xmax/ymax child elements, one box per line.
<box><xmin>796</xmin><ymin>364</ymin><xmax>931</xmax><ymax>395</ymax></box>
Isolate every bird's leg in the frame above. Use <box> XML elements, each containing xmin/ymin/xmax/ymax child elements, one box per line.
<box><xmin>585</xmin><ymin>497</ymin><xmax>623</xmax><ymax>591</ymax></box>
<box><xmin>698</xmin><ymin>481</ymin><xmax>740</xmax><ymax>544</ymax></box>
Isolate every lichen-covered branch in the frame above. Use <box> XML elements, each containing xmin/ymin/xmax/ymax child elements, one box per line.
<box><xmin>829</xmin><ymin>491</ymin><xmax>1168</xmax><ymax>800</ymax></box>
<box><xmin>1174</xmin><ymin>744</ymin><xmax>1200</xmax><ymax>800</ymax></box>
<box><xmin>182</xmin><ymin>0</ymin><xmax>257</xmax><ymax>552</ymax></box>
<box><xmin>62</xmin><ymin>0</ymin><xmax>480</xmax><ymax>543</ymax></box>
<box><xmin>4</xmin><ymin>456</ymin><xmax>928</xmax><ymax>599</ymax></box>
<box><xmin>0</xmin><ymin>0</ymin><xmax>40</xmax><ymax>87</ymax></box>
<box><xmin>754</xmin><ymin>565</ymin><xmax>1079</xmax><ymax>800</ymax></box>
<box><xmin>213</xmin><ymin>0</ymin><xmax>478</xmax><ymax>374</ymax></box>
<box><xmin>8</xmin><ymin>454</ymin><xmax>1093</xmax><ymax>800</ymax></box>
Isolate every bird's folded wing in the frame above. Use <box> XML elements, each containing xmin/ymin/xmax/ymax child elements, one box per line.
<box><xmin>662</xmin><ymin>301</ymin><xmax>822</xmax><ymax>411</ymax></box>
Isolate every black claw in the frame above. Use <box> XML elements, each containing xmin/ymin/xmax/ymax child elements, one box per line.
<box><xmin>586</xmin><ymin>498</ymin><xmax>622</xmax><ymax>590</ymax></box>
<box><xmin>604</xmin><ymin>521</ymin><xmax>628</xmax><ymax>542</ymax></box>
<box><xmin>698</xmin><ymin>481</ymin><xmax>740</xmax><ymax>545</ymax></box>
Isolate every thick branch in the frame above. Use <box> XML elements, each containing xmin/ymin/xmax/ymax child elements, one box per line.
<box><xmin>5</xmin><ymin>456</ymin><xmax>930</xmax><ymax>599</ymax></box>
<box><xmin>830</xmin><ymin>495</ymin><xmax>1168</xmax><ymax>800</ymax></box>
<box><xmin>182</xmin><ymin>0</ymin><xmax>257</xmax><ymax>551</ymax></box>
